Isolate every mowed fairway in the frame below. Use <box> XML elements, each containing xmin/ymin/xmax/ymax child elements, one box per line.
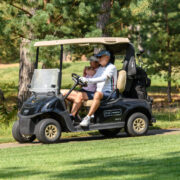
<box><xmin>1</xmin><ymin>134</ymin><xmax>180</xmax><ymax>180</ymax></box>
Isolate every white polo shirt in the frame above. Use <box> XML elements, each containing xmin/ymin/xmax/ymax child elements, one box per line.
<box><xmin>87</xmin><ymin>63</ymin><xmax>117</xmax><ymax>93</ymax></box>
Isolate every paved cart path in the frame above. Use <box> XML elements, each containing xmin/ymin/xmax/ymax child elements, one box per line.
<box><xmin>0</xmin><ymin>63</ymin><xmax>19</xmax><ymax>69</ymax></box>
<box><xmin>1</xmin><ymin>128</ymin><xmax>180</xmax><ymax>149</ymax></box>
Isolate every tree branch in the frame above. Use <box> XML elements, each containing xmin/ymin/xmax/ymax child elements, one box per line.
<box><xmin>54</xmin><ymin>15</ymin><xmax>63</xmax><ymax>24</ymax></box>
<box><xmin>11</xmin><ymin>31</ymin><xmax>33</xmax><ymax>41</ymax></box>
<box><xmin>54</xmin><ymin>0</ymin><xmax>78</xmax><ymax>24</ymax></box>
<box><xmin>10</xmin><ymin>3</ymin><xmax>33</xmax><ymax>17</ymax></box>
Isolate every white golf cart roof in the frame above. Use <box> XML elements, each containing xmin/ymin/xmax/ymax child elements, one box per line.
<box><xmin>34</xmin><ymin>37</ymin><xmax>130</xmax><ymax>47</ymax></box>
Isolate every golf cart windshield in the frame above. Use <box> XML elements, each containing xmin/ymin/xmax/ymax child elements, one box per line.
<box><xmin>30</xmin><ymin>69</ymin><xmax>59</xmax><ymax>93</ymax></box>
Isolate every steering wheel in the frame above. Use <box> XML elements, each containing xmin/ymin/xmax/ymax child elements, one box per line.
<box><xmin>71</xmin><ymin>73</ymin><xmax>87</xmax><ymax>86</ymax></box>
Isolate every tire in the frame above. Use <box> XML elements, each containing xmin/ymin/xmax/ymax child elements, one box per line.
<box><xmin>35</xmin><ymin>118</ymin><xmax>61</xmax><ymax>144</ymax></box>
<box><xmin>99</xmin><ymin>128</ymin><xmax>121</xmax><ymax>137</ymax></box>
<box><xmin>125</xmin><ymin>112</ymin><xmax>149</xmax><ymax>136</ymax></box>
<box><xmin>12</xmin><ymin>120</ymin><xmax>36</xmax><ymax>143</ymax></box>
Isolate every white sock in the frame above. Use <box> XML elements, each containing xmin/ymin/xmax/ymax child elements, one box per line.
<box><xmin>70</xmin><ymin>114</ymin><xmax>75</xmax><ymax>117</ymax></box>
<box><xmin>86</xmin><ymin>115</ymin><xmax>91</xmax><ymax>120</ymax></box>
<box><xmin>90</xmin><ymin>114</ymin><xmax>94</xmax><ymax>118</ymax></box>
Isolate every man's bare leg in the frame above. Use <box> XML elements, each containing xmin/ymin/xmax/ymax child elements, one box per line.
<box><xmin>62</xmin><ymin>90</ymin><xmax>79</xmax><ymax>112</ymax></box>
<box><xmin>87</xmin><ymin>92</ymin><xmax>103</xmax><ymax>116</ymax></box>
<box><xmin>71</xmin><ymin>92</ymin><xmax>89</xmax><ymax>117</ymax></box>
<box><xmin>80</xmin><ymin>91</ymin><xmax>103</xmax><ymax>127</ymax></box>
<box><xmin>62</xmin><ymin>90</ymin><xmax>79</xmax><ymax>102</ymax></box>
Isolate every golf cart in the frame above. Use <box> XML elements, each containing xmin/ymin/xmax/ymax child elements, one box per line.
<box><xmin>12</xmin><ymin>37</ymin><xmax>156</xmax><ymax>144</ymax></box>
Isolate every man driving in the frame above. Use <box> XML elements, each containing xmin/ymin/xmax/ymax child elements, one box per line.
<box><xmin>79</xmin><ymin>50</ymin><xmax>117</xmax><ymax>126</ymax></box>
<box><xmin>62</xmin><ymin>56</ymin><xmax>99</xmax><ymax>121</ymax></box>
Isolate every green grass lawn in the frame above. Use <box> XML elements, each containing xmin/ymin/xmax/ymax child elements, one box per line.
<box><xmin>1</xmin><ymin>134</ymin><xmax>180</xmax><ymax>180</ymax></box>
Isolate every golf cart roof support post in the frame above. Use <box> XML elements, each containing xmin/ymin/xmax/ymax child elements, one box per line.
<box><xmin>58</xmin><ymin>45</ymin><xmax>63</xmax><ymax>94</ymax></box>
<box><xmin>35</xmin><ymin>47</ymin><xmax>39</xmax><ymax>69</ymax></box>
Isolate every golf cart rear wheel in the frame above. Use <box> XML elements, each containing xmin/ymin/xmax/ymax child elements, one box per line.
<box><xmin>99</xmin><ymin>128</ymin><xmax>121</xmax><ymax>137</ymax></box>
<box><xmin>126</xmin><ymin>112</ymin><xmax>149</xmax><ymax>136</ymax></box>
<box><xmin>12</xmin><ymin>120</ymin><xmax>36</xmax><ymax>143</ymax></box>
<box><xmin>35</xmin><ymin>118</ymin><xmax>61</xmax><ymax>144</ymax></box>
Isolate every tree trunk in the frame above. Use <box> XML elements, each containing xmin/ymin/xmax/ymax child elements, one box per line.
<box><xmin>18</xmin><ymin>38</ymin><xmax>34</xmax><ymax>109</ymax></box>
<box><xmin>164</xmin><ymin>1</ymin><xmax>172</xmax><ymax>102</ymax></box>
<box><xmin>42</xmin><ymin>63</ymin><xmax>46</xmax><ymax>69</ymax></box>
<box><xmin>167</xmin><ymin>61</ymin><xmax>172</xmax><ymax>102</ymax></box>
<box><xmin>96</xmin><ymin>0</ymin><xmax>111</xmax><ymax>37</ymax></box>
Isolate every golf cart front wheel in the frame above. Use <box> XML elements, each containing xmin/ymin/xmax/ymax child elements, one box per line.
<box><xmin>35</xmin><ymin>118</ymin><xmax>61</xmax><ymax>144</ymax></box>
<box><xmin>99</xmin><ymin>128</ymin><xmax>121</xmax><ymax>137</ymax></box>
<box><xmin>125</xmin><ymin>112</ymin><xmax>149</xmax><ymax>136</ymax></box>
<box><xmin>12</xmin><ymin>120</ymin><xmax>36</xmax><ymax>143</ymax></box>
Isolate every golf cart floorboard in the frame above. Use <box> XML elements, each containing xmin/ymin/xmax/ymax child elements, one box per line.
<box><xmin>75</xmin><ymin>122</ymin><xmax>125</xmax><ymax>131</ymax></box>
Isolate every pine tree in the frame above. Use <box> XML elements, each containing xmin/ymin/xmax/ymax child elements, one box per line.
<box><xmin>0</xmin><ymin>0</ymin><xmax>135</xmax><ymax>107</ymax></box>
<box><xmin>140</xmin><ymin>0</ymin><xmax>180</xmax><ymax>102</ymax></box>
<box><xmin>96</xmin><ymin>0</ymin><xmax>134</xmax><ymax>37</ymax></box>
<box><xmin>0</xmin><ymin>0</ymin><xmax>101</xmax><ymax>107</ymax></box>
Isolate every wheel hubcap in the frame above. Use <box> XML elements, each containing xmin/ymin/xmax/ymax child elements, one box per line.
<box><xmin>133</xmin><ymin>118</ymin><xmax>146</xmax><ymax>133</ymax></box>
<box><xmin>45</xmin><ymin>124</ymin><xmax>58</xmax><ymax>139</ymax></box>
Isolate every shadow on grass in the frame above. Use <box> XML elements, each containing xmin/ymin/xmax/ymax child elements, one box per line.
<box><xmin>59</xmin><ymin>128</ymin><xmax>180</xmax><ymax>144</ymax></box>
<box><xmin>0</xmin><ymin>167</ymin><xmax>51</xmax><ymax>179</ymax></box>
<box><xmin>50</xmin><ymin>154</ymin><xmax>180</xmax><ymax>179</ymax></box>
<box><xmin>1</xmin><ymin>151</ymin><xmax>180</xmax><ymax>179</ymax></box>
<box><xmin>10</xmin><ymin>128</ymin><xmax>179</xmax><ymax>145</ymax></box>
<box><xmin>62</xmin><ymin>63</ymin><xmax>71</xmax><ymax>69</ymax></box>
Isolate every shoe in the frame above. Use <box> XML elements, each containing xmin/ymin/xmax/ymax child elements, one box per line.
<box><xmin>80</xmin><ymin>116</ymin><xmax>91</xmax><ymax>127</ymax></box>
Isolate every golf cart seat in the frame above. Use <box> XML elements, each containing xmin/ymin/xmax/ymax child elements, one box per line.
<box><xmin>117</xmin><ymin>70</ymin><xmax>126</xmax><ymax>94</ymax></box>
<box><xmin>82</xmin><ymin>70</ymin><xmax>127</xmax><ymax>107</ymax></box>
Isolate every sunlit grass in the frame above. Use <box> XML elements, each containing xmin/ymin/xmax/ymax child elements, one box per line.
<box><xmin>1</xmin><ymin>134</ymin><xmax>180</xmax><ymax>179</ymax></box>
<box><xmin>0</xmin><ymin>67</ymin><xmax>19</xmax><ymax>85</ymax></box>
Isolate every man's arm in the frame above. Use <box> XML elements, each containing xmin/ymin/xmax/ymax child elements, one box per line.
<box><xmin>87</xmin><ymin>65</ymin><xmax>116</xmax><ymax>84</ymax></box>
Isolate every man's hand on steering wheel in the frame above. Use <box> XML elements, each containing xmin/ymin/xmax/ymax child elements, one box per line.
<box><xmin>79</xmin><ymin>77</ymin><xmax>88</xmax><ymax>84</ymax></box>
<box><xmin>71</xmin><ymin>73</ymin><xmax>87</xmax><ymax>86</ymax></box>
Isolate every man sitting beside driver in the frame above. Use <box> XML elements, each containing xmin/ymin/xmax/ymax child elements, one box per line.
<box><xmin>62</xmin><ymin>56</ymin><xmax>99</xmax><ymax>118</ymax></box>
<box><xmin>66</xmin><ymin>50</ymin><xmax>117</xmax><ymax>127</ymax></box>
<box><xmin>80</xmin><ymin>56</ymin><xmax>99</xmax><ymax>97</ymax></box>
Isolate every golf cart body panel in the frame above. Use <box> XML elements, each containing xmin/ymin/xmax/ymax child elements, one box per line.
<box><xmin>96</xmin><ymin>98</ymin><xmax>152</xmax><ymax>123</ymax></box>
<box><xmin>13</xmin><ymin>37</ymin><xmax>156</xmax><ymax>144</ymax></box>
<box><xmin>19</xmin><ymin>95</ymin><xmax>77</xmax><ymax>136</ymax></box>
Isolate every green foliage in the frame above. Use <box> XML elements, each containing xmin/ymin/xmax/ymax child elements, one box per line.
<box><xmin>0</xmin><ymin>103</ymin><xmax>17</xmax><ymax>126</ymax></box>
<box><xmin>131</xmin><ymin>0</ymin><xmax>180</xmax><ymax>101</ymax></box>
<box><xmin>0</xmin><ymin>3</ymin><xmax>19</xmax><ymax>63</ymax></box>
<box><xmin>139</xmin><ymin>0</ymin><xmax>180</xmax><ymax>73</ymax></box>
<box><xmin>0</xmin><ymin>0</ymin><xmax>136</xmax><ymax>65</ymax></box>
<box><xmin>0</xmin><ymin>82</ymin><xmax>18</xmax><ymax>126</ymax></box>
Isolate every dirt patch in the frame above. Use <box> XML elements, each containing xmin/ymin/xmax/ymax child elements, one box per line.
<box><xmin>1</xmin><ymin>128</ymin><xmax>180</xmax><ymax>149</ymax></box>
<box><xmin>0</xmin><ymin>63</ymin><xmax>19</xmax><ymax>69</ymax></box>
